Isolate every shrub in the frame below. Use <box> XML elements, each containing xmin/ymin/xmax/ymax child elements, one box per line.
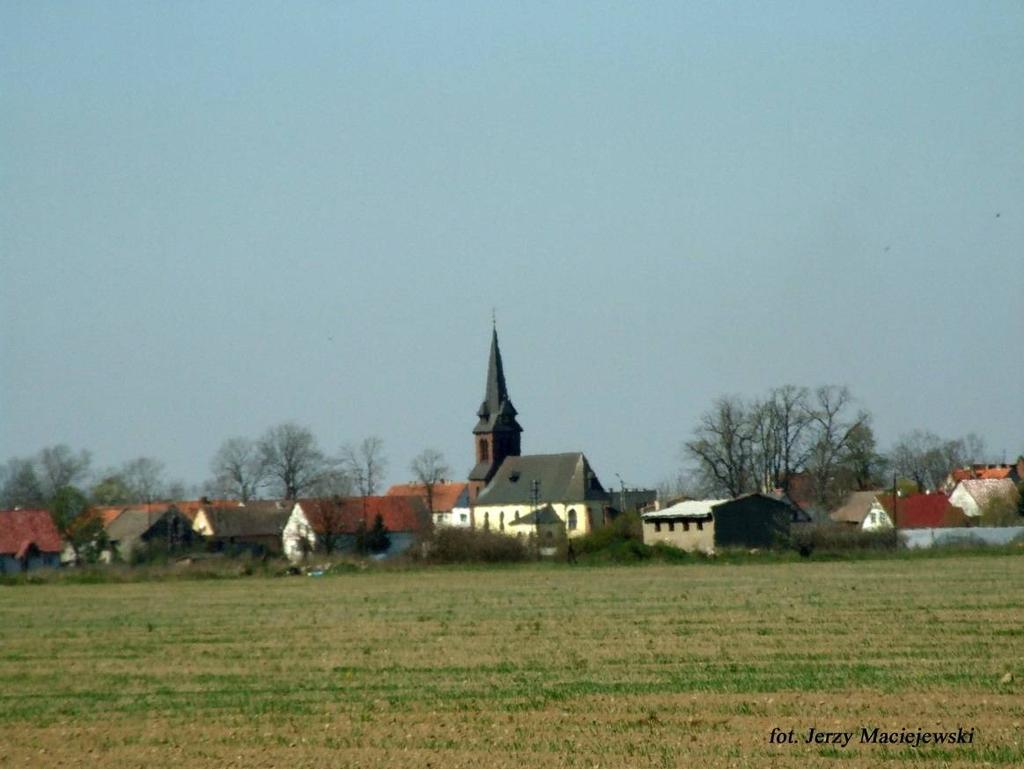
<box><xmin>418</xmin><ymin>527</ymin><xmax>528</xmax><ymax>564</ymax></box>
<box><xmin>791</xmin><ymin>523</ymin><xmax>899</xmax><ymax>556</ymax></box>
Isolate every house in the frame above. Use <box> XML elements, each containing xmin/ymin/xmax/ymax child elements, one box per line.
<box><xmin>641</xmin><ymin>500</ymin><xmax>719</xmax><ymax>553</ymax></box>
<box><xmin>104</xmin><ymin>505</ymin><xmax>197</xmax><ymax>559</ymax></box>
<box><xmin>282</xmin><ymin>496</ymin><xmax>431</xmax><ymax>562</ymax></box>
<box><xmin>472</xmin><ymin>452</ymin><xmax>611</xmax><ymax>538</ymax></box>
<box><xmin>385</xmin><ymin>481</ymin><xmax>469</xmax><ymax>528</ymax></box>
<box><xmin>449</xmin><ymin>486</ymin><xmax>472</xmax><ymax>528</ymax></box>
<box><xmin>0</xmin><ymin>509</ymin><xmax>62</xmax><ymax>573</ymax></box>
<box><xmin>875</xmin><ymin>493</ymin><xmax>968</xmax><ymax>529</ymax></box>
<box><xmin>948</xmin><ymin>478</ymin><xmax>1019</xmax><ymax>519</ymax></box>
<box><xmin>192</xmin><ymin>500</ymin><xmax>291</xmax><ymax>554</ymax></box>
<box><xmin>830</xmin><ymin>490</ymin><xmax>892</xmax><ymax>531</ymax></box>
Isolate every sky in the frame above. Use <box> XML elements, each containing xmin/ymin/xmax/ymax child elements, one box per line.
<box><xmin>2</xmin><ymin>2</ymin><xmax>1022</xmax><ymax>493</ymax></box>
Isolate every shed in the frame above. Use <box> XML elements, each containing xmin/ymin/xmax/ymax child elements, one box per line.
<box><xmin>711</xmin><ymin>493</ymin><xmax>801</xmax><ymax>549</ymax></box>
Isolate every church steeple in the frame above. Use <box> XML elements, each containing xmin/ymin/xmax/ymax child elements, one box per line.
<box><xmin>469</xmin><ymin>323</ymin><xmax>522</xmax><ymax>486</ymax></box>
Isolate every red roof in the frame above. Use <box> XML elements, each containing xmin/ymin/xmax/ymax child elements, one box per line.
<box><xmin>0</xmin><ymin>509</ymin><xmax>63</xmax><ymax>556</ymax></box>
<box><xmin>877</xmin><ymin>493</ymin><xmax>968</xmax><ymax>529</ymax></box>
<box><xmin>294</xmin><ymin>496</ymin><xmax>430</xmax><ymax>535</ymax></box>
<box><xmin>384</xmin><ymin>482</ymin><xmax>467</xmax><ymax>512</ymax></box>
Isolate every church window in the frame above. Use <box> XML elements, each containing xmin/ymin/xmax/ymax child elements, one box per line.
<box><xmin>567</xmin><ymin>509</ymin><xmax>577</xmax><ymax>531</ymax></box>
<box><xmin>483</xmin><ymin>511</ymin><xmax>490</xmax><ymax>530</ymax></box>
<box><xmin>479</xmin><ymin>440</ymin><xmax>489</xmax><ymax>462</ymax></box>
<box><xmin>500</xmin><ymin>511</ymin><xmax>505</xmax><ymax>531</ymax></box>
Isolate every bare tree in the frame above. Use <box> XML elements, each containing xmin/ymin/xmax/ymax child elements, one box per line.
<box><xmin>888</xmin><ymin>430</ymin><xmax>979</xmax><ymax>492</ymax></box>
<box><xmin>121</xmin><ymin>457</ymin><xmax>166</xmax><ymax>503</ymax></box>
<box><xmin>0</xmin><ymin>457</ymin><xmax>44</xmax><ymax>508</ymax></box>
<box><xmin>340</xmin><ymin>436</ymin><xmax>388</xmax><ymax>498</ymax></box>
<box><xmin>307</xmin><ymin>497</ymin><xmax>351</xmax><ymax>554</ymax></box>
<box><xmin>208</xmin><ymin>437</ymin><xmax>267</xmax><ymax>502</ymax></box>
<box><xmin>306</xmin><ymin>466</ymin><xmax>353</xmax><ymax>497</ymax></box>
<box><xmin>411</xmin><ymin>448</ymin><xmax>451</xmax><ymax>514</ymax></box>
<box><xmin>685</xmin><ymin>396</ymin><xmax>755</xmax><ymax>497</ymax></box>
<box><xmin>804</xmin><ymin>386</ymin><xmax>869</xmax><ymax>508</ymax></box>
<box><xmin>38</xmin><ymin>445</ymin><xmax>92</xmax><ymax>499</ymax></box>
<box><xmin>749</xmin><ymin>385</ymin><xmax>813</xmax><ymax>493</ymax></box>
<box><xmin>259</xmin><ymin>423</ymin><xmax>327</xmax><ymax>499</ymax></box>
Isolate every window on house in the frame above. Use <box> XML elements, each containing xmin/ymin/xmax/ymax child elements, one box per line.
<box><xmin>683</xmin><ymin>521</ymin><xmax>690</xmax><ymax>532</ymax></box>
<box><xmin>484</xmin><ymin>511</ymin><xmax>490</xmax><ymax>530</ymax></box>
<box><xmin>567</xmin><ymin>509</ymin><xmax>577</xmax><ymax>531</ymax></box>
<box><xmin>654</xmin><ymin>521</ymin><xmax>661</xmax><ymax>532</ymax></box>
<box><xmin>460</xmin><ymin>513</ymin><xmax>467</xmax><ymax>523</ymax></box>
<box><xmin>668</xmin><ymin>521</ymin><xmax>675</xmax><ymax>532</ymax></box>
<box><xmin>697</xmin><ymin>521</ymin><xmax>704</xmax><ymax>531</ymax></box>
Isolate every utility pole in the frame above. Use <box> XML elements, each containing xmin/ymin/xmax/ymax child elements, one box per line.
<box><xmin>531</xmin><ymin>479</ymin><xmax>540</xmax><ymax>558</ymax></box>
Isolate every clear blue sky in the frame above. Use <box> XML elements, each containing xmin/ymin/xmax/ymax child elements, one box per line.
<box><xmin>2</xmin><ymin>2</ymin><xmax>1022</xmax><ymax>491</ymax></box>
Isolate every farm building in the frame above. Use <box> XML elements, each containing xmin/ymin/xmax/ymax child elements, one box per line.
<box><xmin>192</xmin><ymin>501</ymin><xmax>291</xmax><ymax>555</ymax></box>
<box><xmin>0</xmin><ymin>509</ymin><xmax>62</xmax><ymax>573</ymax></box>
<box><xmin>711</xmin><ymin>493</ymin><xmax>807</xmax><ymax>549</ymax></box>
<box><xmin>105</xmin><ymin>506</ymin><xmax>197</xmax><ymax>559</ymax></box>
<box><xmin>641</xmin><ymin>500</ymin><xmax>719</xmax><ymax>554</ymax></box>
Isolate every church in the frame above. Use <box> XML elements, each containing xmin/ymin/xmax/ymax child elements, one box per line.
<box><xmin>467</xmin><ymin>325</ymin><xmax>612</xmax><ymax>539</ymax></box>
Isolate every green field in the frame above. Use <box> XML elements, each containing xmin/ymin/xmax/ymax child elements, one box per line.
<box><xmin>1</xmin><ymin>555</ymin><xmax>1022</xmax><ymax>768</ymax></box>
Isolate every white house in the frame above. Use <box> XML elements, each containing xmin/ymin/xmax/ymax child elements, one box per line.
<box><xmin>948</xmin><ymin>478</ymin><xmax>1019</xmax><ymax>519</ymax></box>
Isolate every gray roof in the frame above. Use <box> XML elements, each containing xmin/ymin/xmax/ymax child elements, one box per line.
<box><xmin>476</xmin><ymin>452</ymin><xmax>610</xmax><ymax>506</ymax></box>
<box><xmin>199</xmin><ymin>503</ymin><xmax>291</xmax><ymax>538</ymax></box>
<box><xmin>829</xmin><ymin>490</ymin><xmax>882</xmax><ymax>525</ymax></box>
<box><xmin>105</xmin><ymin>508</ymin><xmax>185</xmax><ymax>542</ymax></box>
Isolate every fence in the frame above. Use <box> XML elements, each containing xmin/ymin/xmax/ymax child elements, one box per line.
<box><xmin>900</xmin><ymin>526</ymin><xmax>1024</xmax><ymax>549</ymax></box>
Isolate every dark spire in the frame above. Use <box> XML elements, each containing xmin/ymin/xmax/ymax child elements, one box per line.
<box><xmin>479</xmin><ymin>325</ymin><xmax>510</xmax><ymax>420</ymax></box>
<box><xmin>473</xmin><ymin>324</ymin><xmax>521</xmax><ymax>434</ymax></box>
<box><xmin>470</xmin><ymin>322</ymin><xmax>523</xmax><ymax>483</ymax></box>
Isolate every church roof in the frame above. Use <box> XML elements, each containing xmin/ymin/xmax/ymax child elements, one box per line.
<box><xmin>475</xmin><ymin>453</ymin><xmax>610</xmax><ymax>506</ymax></box>
<box><xmin>473</xmin><ymin>326</ymin><xmax>522</xmax><ymax>435</ymax></box>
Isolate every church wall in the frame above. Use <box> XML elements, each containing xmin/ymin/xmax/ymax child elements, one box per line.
<box><xmin>471</xmin><ymin>501</ymin><xmax>601</xmax><ymax>538</ymax></box>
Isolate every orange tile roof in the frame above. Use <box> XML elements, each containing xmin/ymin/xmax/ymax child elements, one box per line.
<box><xmin>294</xmin><ymin>496</ymin><xmax>431</xmax><ymax>535</ymax></box>
<box><xmin>0</xmin><ymin>509</ymin><xmax>63</xmax><ymax>556</ymax></box>
<box><xmin>384</xmin><ymin>482</ymin><xmax>467</xmax><ymax>512</ymax></box>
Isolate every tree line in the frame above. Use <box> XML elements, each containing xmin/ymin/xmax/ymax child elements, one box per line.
<box><xmin>1</xmin><ymin>425</ymin><xmax>452</xmax><ymax>510</ymax></box>
<box><xmin>680</xmin><ymin>384</ymin><xmax>993</xmax><ymax>509</ymax></box>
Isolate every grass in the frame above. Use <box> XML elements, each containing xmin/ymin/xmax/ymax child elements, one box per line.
<box><xmin>1</xmin><ymin>556</ymin><xmax>1022</xmax><ymax>767</ymax></box>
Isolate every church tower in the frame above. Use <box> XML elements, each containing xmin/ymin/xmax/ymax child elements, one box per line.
<box><xmin>468</xmin><ymin>324</ymin><xmax>522</xmax><ymax>496</ymax></box>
